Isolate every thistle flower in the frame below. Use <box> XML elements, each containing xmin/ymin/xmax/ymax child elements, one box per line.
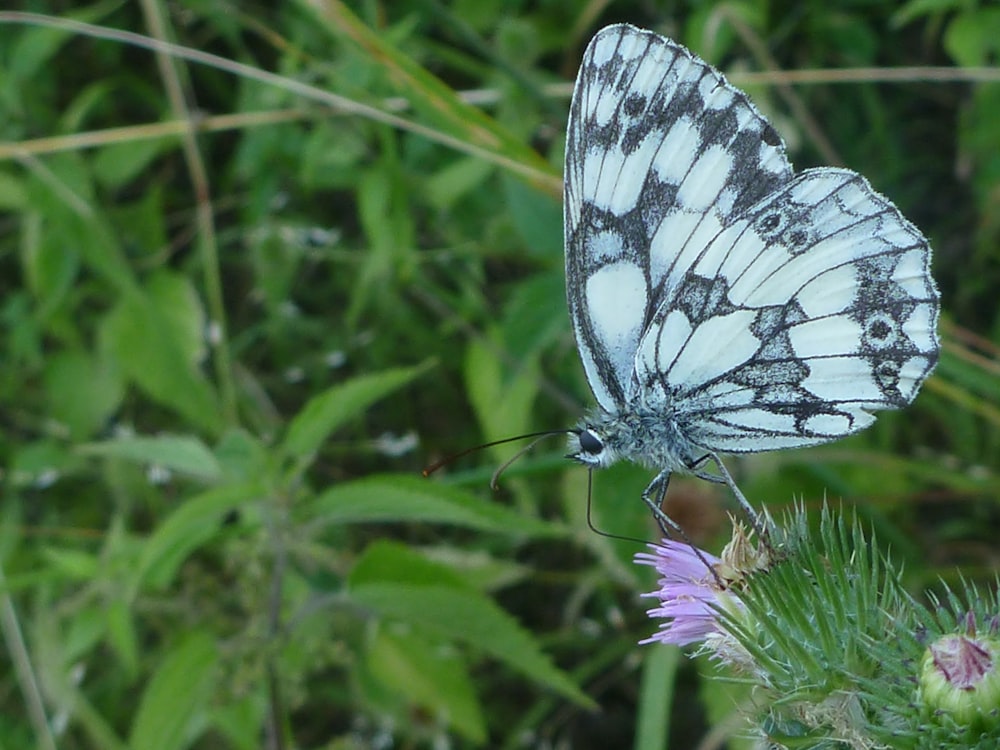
<box><xmin>635</xmin><ymin>523</ymin><xmax>766</xmax><ymax>647</ymax></box>
<box><xmin>635</xmin><ymin>539</ymin><xmax>729</xmax><ymax>646</ymax></box>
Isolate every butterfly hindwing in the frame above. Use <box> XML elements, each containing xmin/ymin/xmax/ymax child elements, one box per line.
<box><xmin>565</xmin><ymin>24</ymin><xmax>795</xmax><ymax>411</ymax></box>
<box><xmin>634</xmin><ymin>169</ymin><xmax>938</xmax><ymax>452</ymax></box>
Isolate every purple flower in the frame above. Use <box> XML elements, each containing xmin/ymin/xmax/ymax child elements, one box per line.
<box><xmin>635</xmin><ymin>540</ymin><xmax>738</xmax><ymax>647</ymax></box>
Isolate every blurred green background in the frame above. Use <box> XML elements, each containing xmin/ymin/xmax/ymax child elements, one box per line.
<box><xmin>1</xmin><ymin>1</ymin><xmax>998</xmax><ymax>748</ymax></box>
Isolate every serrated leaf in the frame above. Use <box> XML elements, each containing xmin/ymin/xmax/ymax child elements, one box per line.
<box><xmin>78</xmin><ymin>434</ymin><xmax>222</xmax><ymax>480</ymax></box>
<box><xmin>350</xmin><ymin>539</ymin><xmax>476</xmax><ymax>589</ymax></box>
<box><xmin>128</xmin><ymin>632</ymin><xmax>217</xmax><ymax>750</ymax></box>
<box><xmin>348</xmin><ymin>541</ymin><xmax>593</xmax><ymax>708</ymax></box>
<box><xmin>366</xmin><ymin>628</ymin><xmax>487</xmax><ymax>743</ymax></box>
<box><xmin>128</xmin><ymin>482</ymin><xmax>262</xmax><ymax>597</ymax></box>
<box><xmin>351</xmin><ymin>582</ymin><xmax>593</xmax><ymax>708</ymax></box>
<box><xmin>281</xmin><ymin>362</ymin><xmax>432</xmax><ymax>464</ymax></box>
<box><xmin>305</xmin><ymin>474</ymin><xmax>564</xmax><ymax>538</ymax></box>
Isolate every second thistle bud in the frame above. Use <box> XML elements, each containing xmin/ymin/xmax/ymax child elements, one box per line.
<box><xmin>918</xmin><ymin>616</ymin><xmax>1000</xmax><ymax>732</ymax></box>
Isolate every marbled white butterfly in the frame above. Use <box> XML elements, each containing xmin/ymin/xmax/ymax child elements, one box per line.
<box><xmin>563</xmin><ymin>24</ymin><xmax>939</xmax><ymax>529</ymax></box>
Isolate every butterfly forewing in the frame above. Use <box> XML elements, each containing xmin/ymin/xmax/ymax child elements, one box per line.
<box><xmin>565</xmin><ymin>25</ymin><xmax>796</xmax><ymax>412</ymax></box>
<box><xmin>564</xmin><ymin>24</ymin><xmax>939</xmax><ymax>473</ymax></box>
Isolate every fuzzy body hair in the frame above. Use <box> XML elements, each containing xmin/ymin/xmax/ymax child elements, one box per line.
<box><xmin>567</xmin><ymin>405</ymin><xmax>704</xmax><ymax>473</ymax></box>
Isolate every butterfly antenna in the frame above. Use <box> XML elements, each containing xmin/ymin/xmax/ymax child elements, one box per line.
<box><xmin>422</xmin><ymin>430</ymin><xmax>568</xmax><ymax>480</ymax></box>
<box><xmin>489</xmin><ymin>433</ymin><xmax>564</xmax><ymax>490</ymax></box>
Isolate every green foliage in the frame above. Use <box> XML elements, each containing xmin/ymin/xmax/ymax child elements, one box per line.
<box><xmin>0</xmin><ymin>1</ymin><xmax>995</xmax><ymax>748</ymax></box>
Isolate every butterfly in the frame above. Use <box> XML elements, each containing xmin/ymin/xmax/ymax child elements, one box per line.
<box><xmin>563</xmin><ymin>24</ymin><xmax>940</xmax><ymax>531</ymax></box>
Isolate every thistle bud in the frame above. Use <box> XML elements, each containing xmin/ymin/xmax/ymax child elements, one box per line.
<box><xmin>918</xmin><ymin>617</ymin><xmax>1000</xmax><ymax>731</ymax></box>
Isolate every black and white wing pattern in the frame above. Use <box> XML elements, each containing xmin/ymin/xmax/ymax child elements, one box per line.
<box><xmin>564</xmin><ymin>24</ymin><xmax>939</xmax><ymax>479</ymax></box>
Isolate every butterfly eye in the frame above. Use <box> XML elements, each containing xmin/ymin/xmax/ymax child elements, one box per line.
<box><xmin>578</xmin><ymin>429</ymin><xmax>604</xmax><ymax>455</ymax></box>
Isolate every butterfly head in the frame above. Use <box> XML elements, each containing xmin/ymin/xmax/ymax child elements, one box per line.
<box><xmin>567</xmin><ymin>426</ymin><xmax>618</xmax><ymax>468</ymax></box>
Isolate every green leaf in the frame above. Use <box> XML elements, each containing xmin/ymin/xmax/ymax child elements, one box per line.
<box><xmin>348</xmin><ymin>542</ymin><xmax>594</xmax><ymax>708</ymax></box>
<box><xmin>40</xmin><ymin>546</ymin><xmax>99</xmax><ymax>581</ymax></box>
<box><xmin>78</xmin><ymin>434</ymin><xmax>222</xmax><ymax>481</ymax></box>
<box><xmin>0</xmin><ymin>169</ymin><xmax>28</xmax><ymax>210</ymax></box>
<box><xmin>44</xmin><ymin>350</ymin><xmax>124</xmax><ymax>439</ymax></box>
<box><xmin>501</xmin><ymin>271</ymin><xmax>566</xmax><ymax>361</ymax></box>
<box><xmin>102</xmin><ymin>291</ymin><xmax>222</xmax><ymax>435</ymax></box>
<box><xmin>426</xmin><ymin>156</ymin><xmax>495</xmax><ymax>210</ymax></box>
<box><xmin>635</xmin><ymin>646</ymin><xmax>681</xmax><ymax>750</ymax></box>
<box><xmin>892</xmin><ymin>0</ymin><xmax>968</xmax><ymax>30</ymax></box>
<box><xmin>464</xmin><ymin>337</ymin><xmax>540</xmax><ymax>447</ymax></box>
<box><xmin>145</xmin><ymin>271</ymin><xmax>208</xmax><ymax>370</ymax></box>
<box><xmin>696</xmin><ymin>655</ymin><xmax>757</xmax><ymax>750</ymax></box>
<box><xmin>365</xmin><ymin>627</ymin><xmax>487</xmax><ymax>743</ymax></box>
<box><xmin>94</xmin><ymin>138</ymin><xmax>178</xmax><ymax>189</ymax></box>
<box><xmin>352</xmin><ymin>582</ymin><xmax>593</xmax><ymax>708</ymax></box>
<box><xmin>305</xmin><ymin>474</ymin><xmax>564</xmax><ymax>538</ymax></box>
<box><xmin>106</xmin><ymin>598</ymin><xmax>140</xmax><ymax>678</ymax></box>
<box><xmin>503</xmin><ymin>173</ymin><xmax>562</xmax><ymax>261</ymax></box>
<box><xmin>944</xmin><ymin>8</ymin><xmax>1000</xmax><ymax>67</ymax></box>
<box><xmin>207</xmin><ymin>696</ymin><xmax>261</xmax><ymax>750</ymax></box>
<box><xmin>128</xmin><ymin>632</ymin><xmax>217</xmax><ymax>750</ymax></box>
<box><xmin>214</xmin><ymin>429</ymin><xmax>270</xmax><ymax>482</ymax></box>
<box><xmin>24</xmin><ymin>152</ymin><xmax>138</xmax><ymax>294</ymax></box>
<box><xmin>128</xmin><ymin>482</ymin><xmax>263</xmax><ymax>597</ymax></box>
<box><xmin>64</xmin><ymin>606</ymin><xmax>109</xmax><ymax>665</ymax></box>
<box><xmin>21</xmin><ymin>211</ymin><xmax>80</xmax><ymax>315</ymax></box>
<box><xmin>7</xmin><ymin>18</ymin><xmax>77</xmax><ymax>80</ymax></box>
<box><xmin>348</xmin><ymin>159</ymin><xmax>418</xmax><ymax>324</ymax></box>
<box><xmin>112</xmin><ymin>188</ymin><xmax>169</xmax><ymax>271</ymax></box>
<box><xmin>350</xmin><ymin>539</ymin><xmax>483</xmax><ymax>589</ymax></box>
<box><xmin>8</xmin><ymin>439</ymin><xmax>81</xmax><ymax>489</ymax></box>
<box><xmin>306</xmin><ymin>0</ymin><xmax>557</xmax><ymax>193</ymax></box>
<box><xmin>281</xmin><ymin>362</ymin><xmax>432</xmax><ymax>464</ymax></box>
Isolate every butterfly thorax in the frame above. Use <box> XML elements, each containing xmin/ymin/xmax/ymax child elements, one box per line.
<box><xmin>568</xmin><ymin>404</ymin><xmax>703</xmax><ymax>474</ymax></box>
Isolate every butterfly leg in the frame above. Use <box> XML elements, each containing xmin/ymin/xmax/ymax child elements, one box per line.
<box><xmin>641</xmin><ymin>470</ymin><xmax>677</xmax><ymax>537</ymax></box>
<box><xmin>641</xmin><ymin>470</ymin><xmax>724</xmax><ymax>583</ymax></box>
<box><xmin>691</xmin><ymin>453</ymin><xmax>772</xmax><ymax>541</ymax></box>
